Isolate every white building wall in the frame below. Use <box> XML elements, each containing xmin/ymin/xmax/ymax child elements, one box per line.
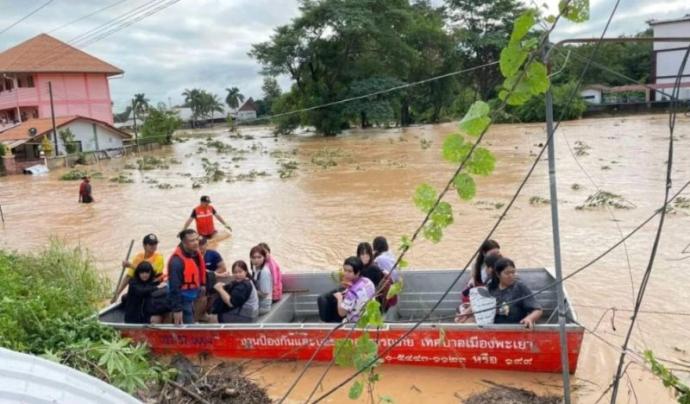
<box><xmin>580</xmin><ymin>89</ymin><xmax>602</xmax><ymax>104</ymax></box>
<box><xmin>54</xmin><ymin>120</ymin><xmax>126</xmax><ymax>154</ymax></box>
<box><xmin>652</xmin><ymin>20</ymin><xmax>690</xmax><ymax>100</ymax></box>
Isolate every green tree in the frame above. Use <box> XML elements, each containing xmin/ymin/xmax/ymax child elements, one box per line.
<box><xmin>132</xmin><ymin>93</ymin><xmax>150</xmax><ymax>119</ymax></box>
<box><xmin>225</xmin><ymin>87</ymin><xmax>245</xmax><ymax>109</ymax></box>
<box><xmin>445</xmin><ymin>0</ymin><xmax>526</xmax><ymax>100</ymax></box>
<box><xmin>59</xmin><ymin>128</ymin><xmax>78</xmax><ymax>154</ymax></box>
<box><xmin>140</xmin><ymin>107</ymin><xmax>181</xmax><ymax>145</ymax></box>
<box><xmin>260</xmin><ymin>77</ymin><xmax>282</xmax><ymax>115</ymax></box>
<box><xmin>113</xmin><ymin>106</ymin><xmax>132</xmax><ymax>123</ymax></box>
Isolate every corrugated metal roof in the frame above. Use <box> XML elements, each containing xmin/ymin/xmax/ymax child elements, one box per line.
<box><xmin>0</xmin><ymin>348</ymin><xmax>141</xmax><ymax>403</ymax></box>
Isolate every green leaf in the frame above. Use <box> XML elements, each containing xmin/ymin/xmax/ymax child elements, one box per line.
<box><xmin>334</xmin><ymin>339</ymin><xmax>355</xmax><ymax>367</ymax></box>
<box><xmin>357</xmin><ymin>300</ymin><xmax>383</xmax><ymax>328</ymax></box>
<box><xmin>353</xmin><ymin>333</ymin><xmax>378</xmax><ymax>371</ymax></box>
<box><xmin>545</xmin><ymin>15</ymin><xmax>556</xmax><ymax>23</ymax></box>
<box><xmin>510</xmin><ymin>10</ymin><xmax>536</xmax><ymax>44</ymax></box>
<box><xmin>559</xmin><ymin>0</ymin><xmax>589</xmax><ymax>23</ymax></box>
<box><xmin>459</xmin><ymin>101</ymin><xmax>491</xmax><ymax>137</ymax></box>
<box><xmin>525</xmin><ymin>61</ymin><xmax>550</xmax><ymax>95</ymax></box>
<box><xmin>413</xmin><ymin>183</ymin><xmax>437</xmax><ymax>213</ymax></box>
<box><xmin>349</xmin><ymin>380</ymin><xmax>364</xmax><ymax>400</ymax></box>
<box><xmin>387</xmin><ymin>281</ymin><xmax>403</xmax><ymax>299</ymax></box>
<box><xmin>453</xmin><ymin>173</ymin><xmax>476</xmax><ymax>200</ymax></box>
<box><xmin>500</xmin><ymin>72</ymin><xmax>534</xmax><ymax>106</ymax></box>
<box><xmin>398</xmin><ymin>259</ymin><xmax>408</xmax><ymax>269</ymax></box>
<box><xmin>441</xmin><ymin>133</ymin><xmax>469</xmax><ymax>163</ymax></box>
<box><xmin>379</xmin><ymin>395</ymin><xmax>395</xmax><ymax>404</ymax></box>
<box><xmin>499</xmin><ymin>43</ymin><xmax>528</xmax><ymax>78</ymax></box>
<box><xmin>399</xmin><ymin>235</ymin><xmax>411</xmax><ymax>252</ymax></box>
<box><xmin>423</xmin><ymin>222</ymin><xmax>443</xmax><ymax>243</ymax></box>
<box><xmin>430</xmin><ymin>201</ymin><xmax>453</xmax><ymax>227</ymax></box>
<box><xmin>467</xmin><ymin>147</ymin><xmax>496</xmax><ymax>176</ymax></box>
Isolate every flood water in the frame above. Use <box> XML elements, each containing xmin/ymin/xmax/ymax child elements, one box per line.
<box><xmin>2</xmin><ymin>114</ymin><xmax>690</xmax><ymax>403</ymax></box>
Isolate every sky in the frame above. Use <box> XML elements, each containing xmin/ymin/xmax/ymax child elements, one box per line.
<box><xmin>0</xmin><ymin>0</ymin><xmax>689</xmax><ymax>113</ymax></box>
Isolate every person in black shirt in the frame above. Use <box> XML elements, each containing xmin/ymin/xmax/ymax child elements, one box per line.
<box><xmin>124</xmin><ymin>262</ymin><xmax>163</xmax><ymax>323</ymax></box>
<box><xmin>488</xmin><ymin>258</ymin><xmax>542</xmax><ymax>328</ymax></box>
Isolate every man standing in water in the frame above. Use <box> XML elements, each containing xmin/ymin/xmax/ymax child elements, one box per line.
<box><xmin>181</xmin><ymin>196</ymin><xmax>232</xmax><ymax>239</ymax></box>
<box><xmin>78</xmin><ymin>176</ymin><xmax>93</xmax><ymax>203</ymax></box>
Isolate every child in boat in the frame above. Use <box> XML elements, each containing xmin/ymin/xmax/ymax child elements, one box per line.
<box><xmin>488</xmin><ymin>258</ymin><xmax>543</xmax><ymax>329</ymax></box>
<box><xmin>250</xmin><ymin>245</ymin><xmax>273</xmax><ymax>315</ymax></box>
<box><xmin>372</xmin><ymin>236</ymin><xmax>399</xmax><ymax>282</ymax></box>
<box><xmin>212</xmin><ymin>260</ymin><xmax>259</xmax><ymax>323</ymax></box>
<box><xmin>455</xmin><ymin>253</ymin><xmax>503</xmax><ymax>323</ymax></box>
<box><xmin>357</xmin><ymin>242</ymin><xmax>383</xmax><ymax>288</ymax></box>
<box><xmin>470</xmin><ymin>239</ymin><xmax>501</xmax><ymax>288</ymax></box>
<box><xmin>124</xmin><ymin>262</ymin><xmax>166</xmax><ymax>324</ymax></box>
<box><xmin>335</xmin><ymin>256</ymin><xmax>376</xmax><ymax>322</ymax></box>
<box><xmin>258</xmin><ymin>242</ymin><xmax>283</xmax><ymax>303</ymax></box>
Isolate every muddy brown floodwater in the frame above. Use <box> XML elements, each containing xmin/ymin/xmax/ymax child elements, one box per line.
<box><xmin>2</xmin><ymin>114</ymin><xmax>690</xmax><ymax>403</ymax></box>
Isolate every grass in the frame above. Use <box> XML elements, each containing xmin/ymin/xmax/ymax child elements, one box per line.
<box><xmin>574</xmin><ymin>140</ymin><xmax>590</xmax><ymax>157</ymax></box>
<box><xmin>109</xmin><ymin>173</ymin><xmax>134</xmax><ymax>184</ymax></box>
<box><xmin>136</xmin><ymin>156</ymin><xmax>169</xmax><ymax>170</ymax></box>
<box><xmin>310</xmin><ymin>147</ymin><xmax>350</xmax><ymax>169</ymax></box>
<box><xmin>278</xmin><ymin>160</ymin><xmax>299</xmax><ymax>179</ymax></box>
<box><xmin>60</xmin><ymin>169</ymin><xmax>102</xmax><ymax>181</ymax></box>
<box><xmin>420</xmin><ymin>138</ymin><xmax>433</xmax><ymax>150</ymax></box>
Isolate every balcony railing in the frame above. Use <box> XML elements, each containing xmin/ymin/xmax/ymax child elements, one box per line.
<box><xmin>0</xmin><ymin>88</ymin><xmax>39</xmax><ymax>110</ymax></box>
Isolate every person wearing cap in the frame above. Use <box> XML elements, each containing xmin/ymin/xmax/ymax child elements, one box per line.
<box><xmin>182</xmin><ymin>195</ymin><xmax>232</xmax><ymax>238</ymax></box>
<box><xmin>78</xmin><ymin>176</ymin><xmax>94</xmax><ymax>203</ymax></box>
<box><xmin>111</xmin><ymin>233</ymin><xmax>166</xmax><ymax>303</ymax></box>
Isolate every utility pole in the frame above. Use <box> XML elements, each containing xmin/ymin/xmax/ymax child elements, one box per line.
<box><xmin>132</xmin><ymin>98</ymin><xmax>138</xmax><ymax>147</ymax></box>
<box><xmin>48</xmin><ymin>81</ymin><xmax>58</xmax><ymax>156</ymax></box>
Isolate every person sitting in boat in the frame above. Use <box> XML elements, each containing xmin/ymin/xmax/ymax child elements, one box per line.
<box><xmin>112</xmin><ymin>234</ymin><xmax>166</xmax><ymax>303</ymax></box>
<box><xmin>212</xmin><ymin>260</ymin><xmax>259</xmax><ymax>323</ymax></box>
<box><xmin>469</xmin><ymin>239</ymin><xmax>501</xmax><ymax>289</ymax></box>
<box><xmin>372</xmin><ymin>236</ymin><xmax>399</xmax><ymax>313</ymax></box>
<box><xmin>488</xmin><ymin>258</ymin><xmax>543</xmax><ymax>329</ymax></box>
<box><xmin>181</xmin><ymin>195</ymin><xmax>232</xmax><ymax>239</ymax></box>
<box><xmin>124</xmin><ymin>262</ymin><xmax>167</xmax><ymax>324</ymax></box>
<box><xmin>357</xmin><ymin>242</ymin><xmax>383</xmax><ymax>288</ymax></box>
<box><xmin>169</xmin><ymin>229</ymin><xmax>206</xmax><ymax>325</ymax></box>
<box><xmin>334</xmin><ymin>256</ymin><xmax>376</xmax><ymax>323</ymax></box>
<box><xmin>258</xmin><ymin>242</ymin><xmax>283</xmax><ymax>303</ymax></box>
<box><xmin>199</xmin><ymin>236</ymin><xmax>228</xmax><ymax>275</ymax></box>
<box><xmin>456</xmin><ymin>253</ymin><xmax>503</xmax><ymax>323</ymax></box>
<box><xmin>250</xmin><ymin>245</ymin><xmax>273</xmax><ymax>315</ymax></box>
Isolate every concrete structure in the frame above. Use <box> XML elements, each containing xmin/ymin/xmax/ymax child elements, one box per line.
<box><xmin>0</xmin><ymin>116</ymin><xmax>131</xmax><ymax>174</ymax></box>
<box><xmin>0</xmin><ymin>34</ymin><xmax>123</xmax><ymax>128</ymax></box>
<box><xmin>580</xmin><ymin>85</ymin><xmax>606</xmax><ymax>104</ymax></box>
<box><xmin>648</xmin><ymin>15</ymin><xmax>690</xmax><ymax>100</ymax></box>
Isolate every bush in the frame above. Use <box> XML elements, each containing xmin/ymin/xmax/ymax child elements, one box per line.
<box><xmin>0</xmin><ymin>241</ymin><xmax>175</xmax><ymax>393</ymax></box>
<box><xmin>0</xmin><ymin>143</ymin><xmax>6</xmax><ymax>157</ymax></box>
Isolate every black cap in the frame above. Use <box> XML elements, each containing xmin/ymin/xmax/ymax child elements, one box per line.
<box><xmin>200</xmin><ymin>195</ymin><xmax>211</xmax><ymax>203</ymax></box>
<box><xmin>143</xmin><ymin>233</ymin><xmax>159</xmax><ymax>245</ymax></box>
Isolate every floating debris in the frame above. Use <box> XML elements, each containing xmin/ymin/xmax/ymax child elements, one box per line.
<box><xmin>576</xmin><ymin>191</ymin><xmax>634</xmax><ymax>210</ymax></box>
<box><xmin>529</xmin><ymin>196</ymin><xmax>550</xmax><ymax>206</ymax></box>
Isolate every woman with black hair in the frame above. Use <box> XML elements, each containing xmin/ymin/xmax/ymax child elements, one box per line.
<box><xmin>488</xmin><ymin>258</ymin><xmax>543</xmax><ymax>329</ymax></box>
<box><xmin>317</xmin><ymin>257</ymin><xmax>376</xmax><ymax>323</ymax></box>
<box><xmin>212</xmin><ymin>260</ymin><xmax>259</xmax><ymax>323</ymax></box>
<box><xmin>472</xmin><ymin>239</ymin><xmax>500</xmax><ymax>286</ymax></box>
<box><xmin>357</xmin><ymin>242</ymin><xmax>383</xmax><ymax>288</ymax></box>
<box><xmin>124</xmin><ymin>261</ymin><xmax>165</xmax><ymax>323</ymax></box>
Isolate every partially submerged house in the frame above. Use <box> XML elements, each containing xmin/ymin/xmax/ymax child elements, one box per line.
<box><xmin>0</xmin><ymin>34</ymin><xmax>128</xmax><ymax>174</ymax></box>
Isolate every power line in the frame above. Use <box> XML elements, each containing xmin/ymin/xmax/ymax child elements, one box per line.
<box><xmin>0</xmin><ymin>0</ymin><xmax>55</xmax><ymax>36</ymax></box>
<box><xmin>609</xmin><ymin>43</ymin><xmax>690</xmax><ymax>404</ymax></box>
<box><xmin>47</xmin><ymin>0</ymin><xmax>131</xmax><ymax>34</ymax></box>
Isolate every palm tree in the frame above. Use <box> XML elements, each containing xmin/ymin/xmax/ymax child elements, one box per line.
<box><xmin>225</xmin><ymin>87</ymin><xmax>244</xmax><ymax>109</ymax></box>
<box><xmin>204</xmin><ymin>93</ymin><xmax>224</xmax><ymax>121</ymax></box>
<box><xmin>182</xmin><ymin>88</ymin><xmax>203</xmax><ymax>127</ymax></box>
<box><xmin>132</xmin><ymin>93</ymin><xmax>150</xmax><ymax>118</ymax></box>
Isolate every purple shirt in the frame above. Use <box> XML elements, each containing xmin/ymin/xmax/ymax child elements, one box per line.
<box><xmin>374</xmin><ymin>251</ymin><xmax>399</xmax><ymax>282</ymax></box>
<box><xmin>340</xmin><ymin>276</ymin><xmax>376</xmax><ymax>322</ymax></box>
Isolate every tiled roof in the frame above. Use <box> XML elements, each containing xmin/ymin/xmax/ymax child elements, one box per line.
<box><xmin>0</xmin><ymin>34</ymin><xmax>123</xmax><ymax>75</ymax></box>
<box><xmin>238</xmin><ymin>98</ymin><xmax>257</xmax><ymax>112</ymax></box>
<box><xmin>0</xmin><ymin>116</ymin><xmax>131</xmax><ymax>145</ymax></box>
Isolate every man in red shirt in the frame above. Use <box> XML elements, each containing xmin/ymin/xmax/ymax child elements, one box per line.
<box><xmin>181</xmin><ymin>196</ymin><xmax>231</xmax><ymax>238</ymax></box>
<box><xmin>78</xmin><ymin>176</ymin><xmax>94</xmax><ymax>203</ymax></box>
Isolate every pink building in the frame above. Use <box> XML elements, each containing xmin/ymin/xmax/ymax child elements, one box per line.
<box><xmin>0</xmin><ymin>34</ymin><xmax>123</xmax><ymax>130</ymax></box>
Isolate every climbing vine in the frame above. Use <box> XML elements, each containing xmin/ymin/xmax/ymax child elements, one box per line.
<box><xmin>333</xmin><ymin>2</ymin><xmax>590</xmax><ymax>400</ymax></box>
<box><xmin>644</xmin><ymin>351</ymin><xmax>690</xmax><ymax>404</ymax></box>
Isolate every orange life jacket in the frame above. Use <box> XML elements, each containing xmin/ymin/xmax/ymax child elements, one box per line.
<box><xmin>169</xmin><ymin>246</ymin><xmax>206</xmax><ymax>290</ymax></box>
<box><xmin>194</xmin><ymin>204</ymin><xmax>216</xmax><ymax>236</ymax></box>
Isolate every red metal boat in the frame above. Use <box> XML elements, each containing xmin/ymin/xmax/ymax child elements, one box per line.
<box><xmin>99</xmin><ymin>268</ymin><xmax>583</xmax><ymax>373</ymax></box>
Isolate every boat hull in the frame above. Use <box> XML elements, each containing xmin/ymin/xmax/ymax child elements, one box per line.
<box><xmin>120</xmin><ymin>325</ymin><xmax>583</xmax><ymax>373</ymax></box>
